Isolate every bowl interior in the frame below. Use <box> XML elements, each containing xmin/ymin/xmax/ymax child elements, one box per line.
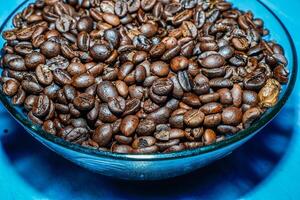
<box><xmin>0</xmin><ymin>0</ymin><xmax>297</xmax><ymax>161</ymax></box>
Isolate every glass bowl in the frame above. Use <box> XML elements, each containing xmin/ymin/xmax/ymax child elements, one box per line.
<box><xmin>0</xmin><ymin>0</ymin><xmax>297</xmax><ymax>180</ymax></box>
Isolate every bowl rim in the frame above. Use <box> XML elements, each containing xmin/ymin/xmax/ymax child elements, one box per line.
<box><xmin>0</xmin><ymin>0</ymin><xmax>297</xmax><ymax>161</ymax></box>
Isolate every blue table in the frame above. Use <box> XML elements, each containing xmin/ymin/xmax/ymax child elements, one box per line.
<box><xmin>0</xmin><ymin>0</ymin><xmax>299</xmax><ymax>199</ymax></box>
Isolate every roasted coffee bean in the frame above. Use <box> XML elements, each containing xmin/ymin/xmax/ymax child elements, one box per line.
<box><xmin>77</xmin><ymin>16</ymin><xmax>93</xmax><ymax>32</ymax></box>
<box><xmin>200</xmin><ymin>103</ymin><xmax>223</xmax><ymax>115</ymax></box>
<box><xmin>170</xmin><ymin>56</ymin><xmax>189</xmax><ymax>72</ymax></box>
<box><xmin>202</xmin><ymin>129</ymin><xmax>217</xmax><ymax>145</ymax></box>
<box><xmin>3</xmin><ymin>79</ymin><xmax>20</xmax><ymax>96</ymax></box>
<box><xmin>35</xmin><ymin>64</ymin><xmax>54</xmax><ymax>86</ymax></box>
<box><xmin>203</xmin><ymin>114</ymin><xmax>222</xmax><ymax>127</ymax></box>
<box><xmin>183</xmin><ymin>109</ymin><xmax>205</xmax><ymax>128</ymax></box>
<box><xmin>21</xmin><ymin>80</ymin><xmax>43</xmax><ymax>94</ymax></box>
<box><xmin>73</xmin><ymin>93</ymin><xmax>95</xmax><ymax>111</ymax></box>
<box><xmin>115</xmin><ymin>135</ymin><xmax>133</xmax><ymax>145</ymax></box>
<box><xmin>150</xmin><ymin>61</ymin><xmax>169</xmax><ymax>77</ymax></box>
<box><xmin>129</xmin><ymin>85</ymin><xmax>144</xmax><ymax>99</ymax></box>
<box><xmin>12</xmin><ymin>87</ymin><xmax>26</xmax><ymax>105</ymax></box>
<box><xmin>242</xmin><ymin>107</ymin><xmax>261</xmax><ymax>129</ymax></box>
<box><xmin>147</xmin><ymin>107</ymin><xmax>171</xmax><ymax>124</ymax></box>
<box><xmin>123</xmin><ymin>98</ymin><xmax>141</xmax><ymax>116</ymax></box>
<box><xmin>120</xmin><ymin>115</ymin><xmax>139</xmax><ymax>136</ymax></box>
<box><xmin>32</xmin><ymin>95</ymin><xmax>50</xmax><ymax>118</ymax></box>
<box><xmin>92</xmin><ymin>124</ymin><xmax>113</xmax><ymax>147</ymax></box>
<box><xmin>63</xmin><ymin>85</ymin><xmax>76</xmax><ymax>102</ymax></box>
<box><xmin>163</xmin><ymin>143</ymin><xmax>185</xmax><ymax>153</ymax></box>
<box><xmin>222</xmin><ymin>107</ymin><xmax>243</xmax><ymax>126</ymax></box>
<box><xmin>90</xmin><ymin>44</ymin><xmax>111</xmax><ymax>61</ymax></box>
<box><xmin>150</xmin><ymin>43</ymin><xmax>166</xmax><ymax>58</ymax></box>
<box><xmin>40</xmin><ymin>41</ymin><xmax>61</xmax><ymax>58</ymax></box>
<box><xmin>99</xmin><ymin>103</ymin><xmax>118</xmax><ymax>123</ymax></box>
<box><xmin>217</xmin><ymin>88</ymin><xmax>233</xmax><ymax>105</ymax></box>
<box><xmin>43</xmin><ymin>120</ymin><xmax>56</xmax><ymax>135</ymax></box>
<box><xmin>115</xmin><ymin>1</ymin><xmax>128</xmax><ymax>17</ymax></box>
<box><xmin>161</xmin><ymin>46</ymin><xmax>181</xmax><ymax>61</ymax></box>
<box><xmin>132</xmin><ymin>136</ymin><xmax>156</xmax><ymax>149</ymax></box>
<box><xmin>108</xmin><ymin>96</ymin><xmax>126</xmax><ymax>115</ymax></box>
<box><xmin>136</xmin><ymin>118</ymin><xmax>156</xmax><ymax>136</ymax></box>
<box><xmin>47</xmin><ymin>55</ymin><xmax>69</xmax><ymax>71</ymax></box>
<box><xmin>200</xmin><ymin>54</ymin><xmax>225</xmax><ymax>68</ymax></box>
<box><xmin>170</xmin><ymin>75</ymin><xmax>184</xmax><ymax>99</ymax></box>
<box><xmin>72</xmin><ymin>73</ymin><xmax>95</xmax><ymax>89</ymax></box>
<box><xmin>209</xmin><ymin>78</ymin><xmax>233</xmax><ymax>88</ymax></box>
<box><xmin>258</xmin><ymin>78</ymin><xmax>281</xmax><ymax>108</ymax></box>
<box><xmin>182</xmin><ymin>93</ymin><xmax>201</xmax><ymax>108</ymax></box>
<box><xmin>232</xmin><ymin>37</ymin><xmax>249</xmax><ymax>51</ymax></box>
<box><xmin>155</xmin><ymin>129</ymin><xmax>185</xmax><ymax>141</ymax></box>
<box><xmin>25</xmin><ymin>52</ymin><xmax>46</xmax><ymax>69</ymax></box>
<box><xmin>199</xmin><ymin>93</ymin><xmax>220</xmax><ymax>104</ymax></box>
<box><xmin>67</xmin><ymin>62</ymin><xmax>86</xmax><ymax>76</ymax></box>
<box><xmin>97</xmin><ymin>81</ymin><xmax>118</xmax><ymax>102</ymax></box>
<box><xmin>177</xmin><ymin>71</ymin><xmax>193</xmax><ymax>92</ymax></box>
<box><xmin>152</xmin><ymin>78</ymin><xmax>173</xmax><ymax>96</ymax></box>
<box><xmin>193</xmin><ymin>74</ymin><xmax>210</xmax><ymax>95</ymax></box>
<box><xmin>274</xmin><ymin>65</ymin><xmax>289</xmax><ymax>84</ymax></box>
<box><xmin>53</xmin><ymin>69</ymin><xmax>72</xmax><ymax>85</ymax></box>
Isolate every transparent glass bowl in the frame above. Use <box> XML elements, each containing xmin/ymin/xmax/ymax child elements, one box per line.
<box><xmin>0</xmin><ymin>0</ymin><xmax>297</xmax><ymax>180</ymax></box>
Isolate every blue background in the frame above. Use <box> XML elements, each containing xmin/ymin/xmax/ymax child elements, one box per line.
<box><xmin>0</xmin><ymin>0</ymin><xmax>300</xmax><ymax>199</ymax></box>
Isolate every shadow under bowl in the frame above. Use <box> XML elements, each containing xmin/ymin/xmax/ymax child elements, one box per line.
<box><xmin>0</xmin><ymin>0</ymin><xmax>297</xmax><ymax>180</ymax></box>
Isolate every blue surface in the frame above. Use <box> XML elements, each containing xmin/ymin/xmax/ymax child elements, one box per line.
<box><xmin>0</xmin><ymin>0</ymin><xmax>300</xmax><ymax>199</ymax></box>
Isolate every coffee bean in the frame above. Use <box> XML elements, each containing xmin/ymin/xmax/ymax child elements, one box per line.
<box><xmin>67</xmin><ymin>62</ymin><xmax>86</xmax><ymax>76</ymax></box>
<box><xmin>149</xmin><ymin>43</ymin><xmax>166</xmax><ymax>58</ymax></box>
<box><xmin>199</xmin><ymin>93</ymin><xmax>220</xmax><ymax>104</ymax></box>
<box><xmin>53</xmin><ymin>69</ymin><xmax>72</xmax><ymax>85</ymax></box>
<box><xmin>150</xmin><ymin>61</ymin><xmax>169</xmax><ymax>77</ymax></box>
<box><xmin>97</xmin><ymin>81</ymin><xmax>118</xmax><ymax>102</ymax></box>
<box><xmin>202</xmin><ymin>129</ymin><xmax>217</xmax><ymax>145</ymax></box>
<box><xmin>35</xmin><ymin>64</ymin><xmax>53</xmax><ymax>86</ymax></box>
<box><xmin>108</xmin><ymin>96</ymin><xmax>126</xmax><ymax>115</ymax></box>
<box><xmin>90</xmin><ymin>44</ymin><xmax>111</xmax><ymax>61</ymax></box>
<box><xmin>177</xmin><ymin>71</ymin><xmax>193</xmax><ymax>92</ymax></box>
<box><xmin>120</xmin><ymin>115</ymin><xmax>139</xmax><ymax>136</ymax></box>
<box><xmin>136</xmin><ymin>119</ymin><xmax>156</xmax><ymax>136</ymax></box>
<box><xmin>222</xmin><ymin>107</ymin><xmax>242</xmax><ymax>126</ymax></box>
<box><xmin>103</xmin><ymin>13</ymin><xmax>120</xmax><ymax>26</ymax></box>
<box><xmin>217</xmin><ymin>88</ymin><xmax>233</xmax><ymax>105</ymax></box>
<box><xmin>99</xmin><ymin>103</ymin><xmax>118</xmax><ymax>123</ymax></box>
<box><xmin>274</xmin><ymin>65</ymin><xmax>289</xmax><ymax>84</ymax></box>
<box><xmin>115</xmin><ymin>1</ymin><xmax>128</xmax><ymax>17</ymax></box>
<box><xmin>77</xmin><ymin>16</ymin><xmax>93</xmax><ymax>32</ymax></box>
<box><xmin>232</xmin><ymin>37</ymin><xmax>249</xmax><ymax>51</ymax></box>
<box><xmin>193</xmin><ymin>74</ymin><xmax>210</xmax><ymax>95</ymax></box>
<box><xmin>182</xmin><ymin>93</ymin><xmax>201</xmax><ymax>107</ymax></box>
<box><xmin>40</xmin><ymin>41</ymin><xmax>61</xmax><ymax>58</ymax></box>
<box><xmin>32</xmin><ymin>94</ymin><xmax>50</xmax><ymax>118</ymax></box>
<box><xmin>73</xmin><ymin>93</ymin><xmax>95</xmax><ymax>111</ymax></box>
<box><xmin>72</xmin><ymin>73</ymin><xmax>95</xmax><ymax>88</ymax></box>
<box><xmin>3</xmin><ymin>79</ymin><xmax>20</xmax><ymax>96</ymax></box>
<box><xmin>242</xmin><ymin>107</ymin><xmax>261</xmax><ymax>128</ymax></box>
<box><xmin>147</xmin><ymin>107</ymin><xmax>171</xmax><ymax>124</ymax></box>
<box><xmin>200</xmin><ymin>54</ymin><xmax>225</xmax><ymax>68</ymax></box>
<box><xmin>151</xmin><ymin>78</ymin><xmax>173</xmax><ymax>96</ymax></box>
<box><xmin>170</xmin><ymin>56</ymin><xmax>189</xmax><ymax>72</ymax></box>
<box><xmin>92</xmin><ymin>124</ymin><xmax>113</xmax><ymax>146</ymax></box>
<box><xmin>25</xmin><ymin>52</ymin><xmax>46</xmax><ymax>69</ymax></box>
<box><xmin>184</xmin><ymin>109</ymin><xmax>205</xmax><ymax>128</ymax></box>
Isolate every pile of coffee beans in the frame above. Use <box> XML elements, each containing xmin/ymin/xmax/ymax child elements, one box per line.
<box><xmin>0</xmin><ymin>0</ymin><xmax>289</xmax><ymax>154</ymax></box>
